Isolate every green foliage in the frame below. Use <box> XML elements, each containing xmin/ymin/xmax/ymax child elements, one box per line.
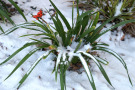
<box><xmin>1</xmin><ymin>0</ymin><xmax>135</xmax><ymax>90</ymax></box>
<box><xmin>8</xmin><ymin>0</ymin><xmax>27</xmax><ymax>22</ymax></box>
<box><xmin>77</xmin><ymin>0</ymin><xmax>135</xmax><ymax>22</ymax></box>
<box><xmin>0</xmin><ymin>0</ymin><xmax>27</xmax><ymax>33</ymax></box>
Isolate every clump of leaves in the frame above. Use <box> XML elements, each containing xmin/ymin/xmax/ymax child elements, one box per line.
<box><xmin>75</xmin><ymin>0</ymin><xmax>135</xmax><ymax>22</ymax></box>
<box><xmin>1</xmin><ymin>0</ymin><xmax>135</xmax><ymax>90</ymax></box>
<box><xmin>0</xmin><ymin>0</ymin><xmax>27</xmax><ymax>33</ymax></box>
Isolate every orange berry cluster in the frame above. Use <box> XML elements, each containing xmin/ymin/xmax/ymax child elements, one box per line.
<box><xmin>33</xmin><ymin>10</ymin><xmax>43</xmax><ymax>20</ymax></box>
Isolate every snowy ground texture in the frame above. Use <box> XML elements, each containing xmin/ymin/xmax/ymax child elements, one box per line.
<box><xmin>0</xmin><ymin>0</ymin><xmax>135</xmax><ymax>90</ymax></box>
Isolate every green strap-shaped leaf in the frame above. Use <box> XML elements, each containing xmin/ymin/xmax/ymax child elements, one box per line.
<box><xmin>80</xmin><ymin>52</ymin><xmax>113</xmax><ymax>88</ymax></box>
<box><xmin>73</xmin><ymin>21</ymin><xmax>82</xmax><ymax>36</ymax></box>
<box><xmin>41</xmin><ymin>37</ymin><xmax>59</xmax><ymax>46</ymax></box>
<box><xmin>51</xmin><ymin>16</ymin><xmax>66</xmax><ymax>46</ymax></box>
<box><xmin>0</xmin><ymin>9</ymin><xmax>15</xmax><ymax>25</ymax></box>
<box><xmin>55</xmin><ymin>52</ymin><xmax>62</xmax><ymax>81</ymax></box>
<box><xmin>74</xmin><ymin>39</ymin><xmax>82</xmax><ymax>53</ymax></box>
<box><xmin>0</xmin><ymin>42</ymin><xmax>40</xmax><ymax>65</ymax></box>
<box><xmin>76</xmin><ymin>0</ymin><xmax>79</xmax><ymax>17</ymax></box>
<box><xmin>20</xmin><ymin>26</ymin><xmax>45</xmax><ymax>33</ymax></box>
<box><xmin>20</xmin><ymin>33</ymin><xmax>51</xmax><ymax>37</ymax></box>
<box><xmin>0</xmin><ymin>0</ymin><xmax>9</xmax><ymax>13</ymax></box>
<box><xmin>4</xmin><ymin>45</ymin><xmax>48</xmax><ymax>81</ymax></box>
<box><xmin>65</xmin><ymin>1</ymin><xmax>75</xmax><ymax>46</ymax></box>
<box><xmin>49</xmin><ymin>0</ymin><xmax>71</xmax><ymax>31</ymax></box>
<box><xmin>74</xmin><ymin>11</ymin><xmax>97</xmax><ymax>38</ymax></box>
<box><xmin>29</xmin><ymin>38</ymin><xmax>50</xmax><ymax>46</ymax></box>
<box><xmin>0</xmin><ymin>13</ymin><xmax>5</xmax><ymax>22</ymax></box>
<box><xmin>55</xmin><ymin>13</ymin><xmax>66</xmax><ymax>46</ymax></box>
<box><xmin>3</xmin><ymin>23</ymin><xmax>34</xmax><ymax>35</ymax></box>
<box><xmin>91</xmin><ymin>19</ymin><xmax>135</xmax><ymax>43</ymax></box>
<box><xmin>80</xmin><ymin>15</ymin><xmax>90</xmax><ymax>35</ymax></box>
<box><xmin>94</xmin><ymin>43</ymin><xmax>109</xmax><ymax>46</ymax></box>
<box><xmin>5</xmin><ymin>48</ymin><xmax>39</xmax><ymax>80</ymax></box>
<box><xmin>0</xmin><ymin>26</ymin><xmax>4</xmax><ymax>33</ymax></box>
<box><xmin>8</xmin><ymin>0</ymin><xmax>27</xmax><ymax>22</ymax></box>
<box><xmin>73</xmin><ymin>10</ymin><xmax>94</xmax><ymax>36</ymax></box>
<box><xmin>72</xmin><ymin>1</ymin><xmax>75</xmax><ymax>29</ymax></box>
<box><xmin>33</xmin><ymin>21</ymin><xmax>51</xmax><ymax>33</ymax></box>
<box><xmin>90</xmin><ymin>16</ymin><xmax>116</xmax><ymax>42</ymax></box>
<box><xmin>94</xmin><ymin>56</ymin><xmax>109</xmax><ymax>65</ymax></box>
<box><xmin>79</xmin><ymin>26</ymin><xmax>95</xmax><ymax>39</ymax></box>
<box><xmin>77</xmin><ymin>10</ymin><xmax>93</xmax><ymax>23</ymax></box>
<box><xmin>17</xmin><ymin>51</ymin><xmax>51</xmax><ymax>89</ymax></box>
<box><xmin>92</xmin><ymin>12</ymin><xmax>99</xmax><ymax>27</ymax></box>
<box><xmin>77</xmin><ymin>53</ymin><xmax>96</xmax><ymax>90</ymax></box>
<box><xmin>93</xmin><ymin>46</ymin><xmax>133</xmax><ymax>86</ymax></box>
<box><xmin>60</xmin><ymin>64</ymin><xmax>66</xmax><ymax>90</ymax></box>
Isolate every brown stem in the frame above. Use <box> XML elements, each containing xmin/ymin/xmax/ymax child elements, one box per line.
<box><xmin>40</xmin><ymin>17</ymin><xmax>47</xmax><ymax>24</ymax></box>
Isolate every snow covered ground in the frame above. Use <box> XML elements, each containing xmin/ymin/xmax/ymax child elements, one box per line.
<box><xmin>0</xmin><ymin>0</ymin><xmax>135</xmax><ymax>90</ymax></box>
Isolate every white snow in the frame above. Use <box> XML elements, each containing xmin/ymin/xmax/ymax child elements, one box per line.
<box><xmin>0</xmin><ymin>0</ymin><xmax>135</xmax><ymax>90</ymax></box>
<box><xmin>115</xmin><ymin>1</ymin><xmax>123</xmax><ymax>16</ymax></box>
